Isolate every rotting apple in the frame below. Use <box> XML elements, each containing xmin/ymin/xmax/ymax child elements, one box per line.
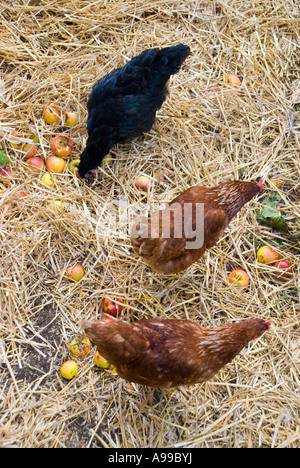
<box><xmin>41</xmin><ymin>173</ymin><xmax>54</xmax><ymax>187</ymax></box>
<box><xmin>43</xmin><ymin>105</ymin><xmax>61</xmax><ymax>124</ymax></box>
<box><xmin>103</xmin><ymin>297</ymin><xmax>124</xmax><ymax>317</ymax></box>
<box><xmin>23</xmin><ymin>143</ymin><xmax>37</xmax><ymax>160</ymax></box>
<box><xmin>0</xmin><ymin>165</ymin><xmax>13</xmax><ymax>183</ymax></box>
<box><xmin>257</xmin><ymin>246</ymin><xmax>280</xmax><ymax>265</ymax></box>
<box><xmin>135</xmin><ymin>175</ymin><xmax>152</xmax><ymax>192</ymax></box>
<box><xmin>50</xmin><ymin>134</ymin><xmax>73</xmax><ymax>158</ymax></box>
<box><xmin>46</xmin><ymin>155</ymin><xmax>66</xmax><ymax>173</ymax></box>
<box><xmin>273</xmin><ymin>260</ymin><xmax>292</xmax><ymax>278</ymax></box>
<box><xmin>49</xmin><ymin>199</ymin><xmax>64</xmax><ymax>211</ymax></box>
<box><xmin>224</xmin><ymin>74</ymin><xmax>242</xmax><ymax>86</ymax></box>
<box><xmin>94</xmin><ymin>351</ymin><xmax>110</xmax><ymax>369</ymax></box>
<box><xmin>228</xmin><ymin>269</ymin><xmax>249</xmax><ymax>287</ymax></box>
<box><xmin>102</xmin><ymin>154</ymin><xmax>114</xmax><ymax>166</ymax></box>
<box><xmin>26</xmin><ymin>157</ymin><xmax>44</xmax><ymax>173</ymax></box>
<box><xmin>66</xmin><ymin>263</ymin><xmax>85</xmax><ymax>281</ymax></box>
<box><xmin>70</xmin><ymin>337</ymin><xmax>91</xmax><ymax>356</ymax></box>
<box><xmin>154</xmin><ymin>168</ymin><xmax>172</xmax><ymax>181</ymax></box>
<box><xmin>64</xmin><ymin>111</ymin><xmax>79</xmax><ymax>127</ymax></box>
<box><xmin>69</xmin><ymin>159</ymin><xmax>80</xmax><ymax>176</ymax></box>
<box><xmin>60</xmin><ymin>360</ymin><xmax>78</xmax><ymax>380</ymax></box>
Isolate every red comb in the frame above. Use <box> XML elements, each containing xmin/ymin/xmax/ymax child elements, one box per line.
<box><xmin>258</xmin><ymin>179</ymin><xmax>264</xmax><ymax>191</ymax></box>
<box><xmin>264</xmin><ymin>321</ymin><xmax>271</xmax><ymax>327</ymax></box>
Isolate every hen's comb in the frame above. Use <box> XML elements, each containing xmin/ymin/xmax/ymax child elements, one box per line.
<box><xmin>258</xmin><ymin>179</ymin><xmax>264</xmax><ymax>191</ymax></box>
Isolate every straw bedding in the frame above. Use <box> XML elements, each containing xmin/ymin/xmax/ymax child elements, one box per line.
<box><xmin>0</xmin><ymin>0</ymin><xmax>299</xmax><ymax>448</ymax></box>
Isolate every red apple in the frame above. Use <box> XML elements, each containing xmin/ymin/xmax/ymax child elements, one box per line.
<box><xmin>273</xmin><ymin>260</ymin><xmax>292</xmax><ymax>278</ymax></box>
<box><xmin>135</xmin><ymin>175</ymin><xmax>151</xmax><ymax>192</ymax></box>
<box><xmin>228</xmin><ymin>269</ymin><xmax>249</xmax><ymax>287</ymax></box>
<box><xmin>66</xmin><ymin>263</ymin><xmax>85</xmax><ymax>281</ymax></box>
<box><xmin>103</xmin><ymin>297</ymin><xmax>124</xmax><ymax>317</ymax></box>
<box><xmin>26</xmin><ymin>157</ymin><xmax>44</xmax><ymax>173</ymax></box>
<box><xmin>16</xmin><ymin>191</ymin><xmax>27</xmax><ymax>198</ymax></box>
<box><xmin>60</xmin><ymin>360</ymin><xmax>78</xmax><ymax>380</ymax></box>
<box><xmin>102</xmin><ymin>316</ymin><xmax>114</xmax><ymax>323</ymax></box>
<box><xmin>46</xmin><ymin>155</ymin><xmax>66</xmax><ymax>173</ymax></box>
<box><xmin>64</xmin><ymin>111</ymin><xmax>79</xmax><ymax>127</ymax></box>
<box><xmin>69</xmin><ymin>337</ymin><xmax>91</xmax><ymax>356</ymax></box>
<box><xmin>43</xmin><ymin>106</ymin><xmax>61</xmax><ymax>124</ymax></box>
<box><xmin>225</xmin><ymin>74</ymin><xmax>242</xmax><ymax>86</ymax></box>
<box><xmin>0</xmin><ymin>165</ymin><xmax>13</xmax><ymax>183</ymax></box>
<box><xmin>23</xmin><ymin>143</ymin><xmax>37</xmax><ymax>160</ymax></box>
<box><xmin>257</xmin><ymin>246</ymin><xmax>280</xmax><ymax>265</ymax></box>
<box><xmin>50</xmin><ymin>134</ymin><xmax>73</xmax><ymax>158</ymax></box>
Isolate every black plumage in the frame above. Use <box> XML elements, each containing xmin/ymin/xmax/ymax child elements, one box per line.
<box><xmin>78</xmin><ymin>44</ymin><xmax>190</xmax><ymax>178</ymax></box>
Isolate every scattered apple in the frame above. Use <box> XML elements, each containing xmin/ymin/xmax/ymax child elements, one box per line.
<box><xmin>225</xmin><ymin>74</ymin><xmax>242</xmax><ymax>86</ymax></box>
<box><xmin>102</xmin><ymin>316</ymin><xmax>114</xmax><ymax>323</ymax></box>
<box><xmin>228</xmin><ymin>269</ymin><xmax>249</xmax><ymax>287</ymax></box>
<box><xmin>154</xmin><ymin>168</ymin><xmax>172</xmax><ymax>181</ymax></box>
<box><xmin>0</xmin><ymin>165</ymin><xmax>13</xmax><ymax>183</ymax></box>
<box><xmin>102</xmin><ymin>154</ymin><xmax>114</xmax><ymax>166</ymax></box>
<box><xmin>23</xmin><ymin>143</ymin><xmax>37</xmax><ymax>160</ymax></box>
<box><xmin>43</xmin><ymin>105</ymin><xmax>61</xmax><ymax>124</ymax></box>
<box><xmin>15</xmin><ymin>191</ymin><xmax>27</xmax><ymax>198</ymax></box>
<box><xmin>26</xmin><ymin>157</ymin><xmax>44</xmax><ymax>173</ymax></box>
<box><xmin>66</xmin><ymin>263</ymin><xmax>85</xmax><ymax>281</ymax></box>
<box><xmin>50</xmin><ymin>134</ymin><xmax>73</xmax><ymax>158</ymax></box>
<box><xmin>46</xmin><ymin>155</ymin><xmax>66</xmax><ymax>173</ymax></box>
<box><xmin>49</xmin><ymin>199</ymin><xmax>64</xmax><ymax>211</ymax></box>
<box><xmin>60</xmin><ymin>360</ymin><xmax>78</xmax><ymax>380</ymax></box>
<box><xmin>69</xmin><ymin>159</ymin><xmax>80</xmax><ymax>176</ymax></box>
<box><xmin>257</xmin><ymin>246</ymin><xmax>280</xmax><ymax>265</ymax></box>
<box><xmin>41</xmin><ymin>173</ymin><xmax>54</xmax><ymax>187</ymax></box>
<box><xmin>64</xmin><ymin>111</ymin><xmax>79</xmax><ymax>127</ymax></box>
<box><xmin>70</xmin><ymin>337</ymin><xmax>91</xmax><ymax>356</ymax></box>
<box><xmin>273</xmin><ymin>260</ymin><xmax>292</xmax><ymax>278</ymax></box>
<box><xmin>103</xmin><ymin>297</ymin><xmax>124</xmax><ymax>317</ymax></box>
<box><xmin>269</xmin><ymin>179</ymin><xmax>282</xmax><ymax>188</ymax></box>
<box><xmin>94</xmin><ymin>351</ymin><xmax>110</xmax><ymax>369</ymax></box>
<box><xmin>135</xmin><ymin>175</ymin><xmax>151</xmax><ymax>192</ymax></box>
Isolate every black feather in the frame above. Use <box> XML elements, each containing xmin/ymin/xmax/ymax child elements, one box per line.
<box><xmin>78</xmin><ymin>44</ymin><xmax>190</xmax><ymax>178</ymax></box>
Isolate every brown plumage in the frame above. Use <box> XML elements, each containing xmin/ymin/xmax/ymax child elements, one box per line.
<box><xmin>131</xmin><ymin>179</ymin><xmax>263</xmax><ymax>274</ymax></box>
<box><xmin>82</xmin><ymin>318</ymin><xmax>270</xmax><ymax>388</ymax></box>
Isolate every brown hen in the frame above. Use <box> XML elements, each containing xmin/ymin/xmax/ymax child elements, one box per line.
<box><xmin>82</xmin><ymin>318</ymin><xmax>270</xmax><ymax>388</ymax></box>
<box><xmin>131</xmin><ymin>179</ymin><xmax>263</xmax><ymax>274</ymax></box>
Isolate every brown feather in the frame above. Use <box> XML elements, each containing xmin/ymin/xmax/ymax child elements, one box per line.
<box><xmin>82</xmin><ymin>318</ymin><xmax>270</xmax><ymax>388</ymax></box>
<box><xmin>131</xmin><ymin>179</ymin><xmax>262</xmax><ymax>274</ymax></box>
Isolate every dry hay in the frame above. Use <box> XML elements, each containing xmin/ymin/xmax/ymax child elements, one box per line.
<box><xmin>0</xmin><ymin>0</ymin><xmax>299</xmax><ymax>449</ymax></box>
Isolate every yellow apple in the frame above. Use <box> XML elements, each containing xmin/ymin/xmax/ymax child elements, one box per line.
<box><xmin>60</xmin><ymin>360</ymin><xmax>78</xmax><ymax>380</ymax></box>
<box><xmin>46</xmin><ymin>155</ymin><xmax>66</xmax><ymax>173</ymax></box>
<box><xmin>94</xmin><ymin>351</ymin><xmax>110</xmax><ymax>369</ymax></box>
<box><xmin>228</xmin><ymin>269</ymin><xmax>249</xmax><ymax>287</ymax></box>
<box><xmin>41</xmin><ymin>173</ymin><xmax>54</xmax><ymax>187</ymax></box>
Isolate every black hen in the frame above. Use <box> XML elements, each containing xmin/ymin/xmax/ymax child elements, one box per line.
<box><xmin>78</xmin><ymin>44</ymin><xmax>190</xmax><ymax>178</ymax></box>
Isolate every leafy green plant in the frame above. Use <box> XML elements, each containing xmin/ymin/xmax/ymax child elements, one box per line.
<box><xmin>0</xmin><ymin>150</ymin><xmax>10</xmax><ymax>166</ymax></box>
<box><xmin>257</xmin><ymin>193</ymin><xmax>290</xmax><ymax>233</ymax></box>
